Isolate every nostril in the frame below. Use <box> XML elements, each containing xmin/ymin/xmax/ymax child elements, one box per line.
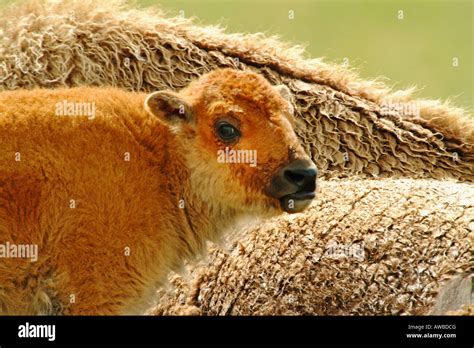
<box><xmin>284</xmin><ymin>168</ymin><xmax>317</xmax><ymax>190</ymax></box>
<box><xmin>284</xmin><ymin>170</ymin><xmax>305</xmax><ymax>186</ymax></box>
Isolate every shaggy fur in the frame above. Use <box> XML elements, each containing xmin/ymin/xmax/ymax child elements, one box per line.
<box><xmin>0</xmin><ymin>69</ymin><xmax>313</xmax><ymax>314</ymax></box>
<box><xmin>1</xmin><ymin>0</ymin><xmax>473</xmax><ymax>180</ymax></box>
<box><xmin>150</xmin><ymin>179</ymin><xmax>473</xmax><ymax>316</ymax></box>
<box><xmin>445</xmin><ymin>305</ymin><xmax>474</xmax><ymax>316</ymax></box>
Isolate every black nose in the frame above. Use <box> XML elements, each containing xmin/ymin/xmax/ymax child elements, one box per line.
<box><xmin>284</xmin><ymin>167</ymin><xmax>317</xmax><ymax>192</ymax></box>
<box><xmin>266</xmin><ymin>158</ymin><xmax>318</xmax><ymax>213</ymax></box>
<box><xmin>266</xmin><ymin>159</ymin><xmax>318</xmax><ymax>200</ymax></box>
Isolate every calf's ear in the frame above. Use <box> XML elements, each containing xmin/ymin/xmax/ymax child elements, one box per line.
<box><xmin>145</xmin><ymin>91</ymin><xmax>194</xmax><ymax>125</ymax></box>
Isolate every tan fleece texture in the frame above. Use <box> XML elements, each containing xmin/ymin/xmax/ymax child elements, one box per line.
<box><xmin>150</xmin><ymin>179</ymin><xmax>473</xmax><ymax>315</ymax></box>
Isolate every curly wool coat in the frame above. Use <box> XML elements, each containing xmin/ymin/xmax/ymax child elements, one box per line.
<box><xmin>1</xmin><ymin>0</ymin><xmax>473</xmax><ymax>181</ymax></box>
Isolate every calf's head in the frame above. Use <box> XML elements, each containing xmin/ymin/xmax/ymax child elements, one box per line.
<box><xmin>145</xmin><ymin>69</ymin><xmax>317</xmax><ymax>215</ymax></box>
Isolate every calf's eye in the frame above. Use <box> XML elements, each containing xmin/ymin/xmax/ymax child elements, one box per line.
<box><xmin>216</xmin><ymin>121</ymin><xmax>241</xmax><ymax>142</ymax></box>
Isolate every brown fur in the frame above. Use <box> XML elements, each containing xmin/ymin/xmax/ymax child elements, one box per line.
<box><xmin>150</xmin><ymin>178</ymin><xmax>473</xmax><ymax>316</ymax></box>
<box><xmin>445</xmin><ymin>305</ymin><xmax>474</xmax><ymax>316</ymax></box>
<box><xmin>0</xmin><ymin>69</ymin><xmax>311</xmax><ymax>314</ymax></box>
<box><xmin>1</xmin><ymin>0</ymin><xmax>473</xmax><ymax>180</ymax></box>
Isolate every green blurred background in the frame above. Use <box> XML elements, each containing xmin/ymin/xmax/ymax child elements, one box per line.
<box><xmin>140</xmin><ymin>0</ymin><xmax>473</xmax><ymax>112</ymax></box>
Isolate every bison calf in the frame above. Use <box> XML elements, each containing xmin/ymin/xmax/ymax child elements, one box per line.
<box><xmin>0</xmin><ymin>69</ymin><xmax>317</xmax><ymax>314</ymax></box>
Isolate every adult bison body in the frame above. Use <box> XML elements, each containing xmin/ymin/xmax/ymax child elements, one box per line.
<box><xmin>0</xmin><ymin>69</ymin><xmax>316</xmax><ymax>314</ymax></box>
<box><xmin>1</xmin><ymin>0</ymin><xmax>473</xmax><ymax>181</ymax></box>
